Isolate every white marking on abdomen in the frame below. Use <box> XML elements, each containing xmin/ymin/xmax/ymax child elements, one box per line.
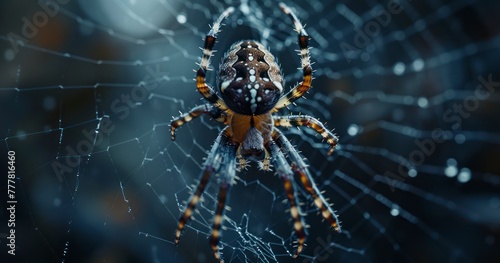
<box><xmin>250</xmin><ymin>89</ymin><xmax>257</xmax><ymax>113</ymax></box>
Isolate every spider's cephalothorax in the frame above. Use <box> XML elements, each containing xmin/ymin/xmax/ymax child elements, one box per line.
<box><xmin>170</xmin><ymin>3</ymin><xmax>341</xmax><ymax>262</ymax></box>
<box><xmin>219</xmin><ymin>40</ymin><xmax>283</xmax><ymax>115</ymax></box>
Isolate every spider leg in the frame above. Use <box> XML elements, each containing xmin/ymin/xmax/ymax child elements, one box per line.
<box><xmin>266</xmin><ymin>139</ymin><xmax>307</xmax><ymax>258</ymax></box>
<box><xmin>197</xmin><ymin>6</ymin><xmax>235</xmax><ymax>111</ymax></box>
<box><xmin>210</xmin><ymin>141</ymin><xmax>237</xmax><ymax>263</ymax></box>
<box><xmin>273</xmin><ymin>3</ymin><xmax>313</xmax><ymax>111</ymax></box>
<box><xmin>175</xmin><ymin>128</ymin><xmax>236</xmax><ymax>247</ymax></box>
<box><xmin>273</xmin><ymin>129</ymin><xmax>341</xmax><ymax>232</ymax></box>
<box><xmin>210</xmin><ymin>181</ymin><xmax>232</xmax><ymax>263</ymax></box>
<box><xmin>170</xmin><ymin>104</ymin><xmax>230</xmax><ymax>140</ymax></box>
<box><xmin>274</xmin><ymin>115</ymin><xmax>338</xmax><ymax>154</ymax></box>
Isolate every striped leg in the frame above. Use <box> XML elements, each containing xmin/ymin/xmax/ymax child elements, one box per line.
<box><xmin>266</xmin><ymin>140</ymin><xmax>307</xmax><ymax>258</ymax></box>
<box><xmin>175</xmin><ymin>129</ymin><xmax>235</xmax><ymax>245</ymax></box>
<box><xmin>210</xmin><ymin>183</ymin><xmax>230</xmax><ymax>263</ymax></box>
<box><xmin>274</xmin><ymin>115</ymin><xmax>338</xmax><ymax>155</ymax></box>
<box><xmin>170</xmin><ymin>104</ymin><xmax>230</xmax><ymax>140</ymax></box>
<box><xmin>274</xmin><ymin>3</ymin><xmax>313</xmax><ymax>110</ymax></box>
<box><xmin>273</xmin><ymin>129</ymin><xmax>341</xmax><ymax>233</ymax></box>
<box><xmin>209</xmin><ymin>138</ymin><xmax>237</xmax><ymax>263</ymax></box>
<box><xmin>196</xmin><ymin>7</ymin><xmax>234</xmax><ymax>111</ymax></box>
<box><xmin>175</xmin><ymin>166</ymin><xmax>211</xmax><ymax>244</ymax></box>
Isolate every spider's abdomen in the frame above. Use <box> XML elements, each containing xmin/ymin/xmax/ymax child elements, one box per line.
<box><xmin>219</xmin><ymin>40</ymin><xmax>283</xmax><ymax>115</ymax></box>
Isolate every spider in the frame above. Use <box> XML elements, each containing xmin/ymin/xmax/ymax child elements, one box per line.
<box><xmin>171</xmin><ymin>3</ymin><xmax>341</xmax><ymax>262</ymax></box>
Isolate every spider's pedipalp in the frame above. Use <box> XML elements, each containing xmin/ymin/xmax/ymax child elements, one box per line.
<box><xmin>258</xmin><ymin>148</ymin><xmax>272</xmax><ymax>171</ymax></box>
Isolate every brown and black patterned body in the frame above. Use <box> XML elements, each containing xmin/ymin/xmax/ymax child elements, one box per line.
<box><xmin>171</xmin><ymin>4</ymin><xmax>341</xmax><ymax>262</ymax></box>
<box><xmin>219</xmin><ymin>40</ymin><xmax>284</xmax><ymax>115</ymax></box>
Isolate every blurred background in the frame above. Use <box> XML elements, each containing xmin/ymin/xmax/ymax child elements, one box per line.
<box><xmin>1</xmin><ymin>0</ymin><xmax>499</xmax><ymax>262</ymax></box>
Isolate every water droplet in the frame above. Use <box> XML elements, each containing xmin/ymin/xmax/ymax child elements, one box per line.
<box><xmin>417</xmin><ymin>97</ymin><xmax>428</xmax><ymax>108</ymax></box>
<box><xmin>393</xmin><ymin>62</ymin><xmax>405</xmax><ymax>75</ymax></box>
<box><xmin>390</xmin><ymin>206</ymin><xmax>400</xmax><ymax>216</ymax></box>
<box><xmin>347</xmin><ymin>124</ymin><xmax>359</xmax><ymax>136</ymax></box>
<box><xmin>408</xmin><ymin>168</ymin><xmax>417</xmax><ymax>177</ymax></box>
<box><xmin>412</xmin><ymin>58</ymin><xmax>425</xmax><ymax>71</ymax></box>
<box><xmin>403</xmin><ymin>96</ymin><xmax>414</xmax><ymax>105</ymax></box>
<box><xmin>454</xmin><ymin>134</ymin><xmax>466</xmax><ymax>144</ymax></box>
<box><xmin>457</xmin><ymin>168</ymin><xmax>471</xmax><ymax>183</ymax></box>
<box><xmin>444</xmin><ymin>165</ymin><xmax>458</xmax><ymax>177</ymax></box>
<box><xmin>176</xmin><ymin>14</ymin><xmax>187</xmax><ymax>24</ymax></box>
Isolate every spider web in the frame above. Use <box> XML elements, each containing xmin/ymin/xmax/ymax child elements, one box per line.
<box><xmin>1</xmin><ymin>0</ymin><xmax>499</xmax><ymax>262</ymax></box>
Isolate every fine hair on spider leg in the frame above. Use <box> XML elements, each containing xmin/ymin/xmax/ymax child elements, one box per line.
<box><xmin>174</xmin><ymin>128</ymin><xmax>238</xmax><ymax>261</ymax></box>
<box><xmin>266</xmin><ymin>139</ymin><xmax>308</xmax><ymax>257</ymax></box>
<box><xmin>273</xmin><ymin>129</ymin><xmax>341</xmax><ymax>232</ymax></box>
